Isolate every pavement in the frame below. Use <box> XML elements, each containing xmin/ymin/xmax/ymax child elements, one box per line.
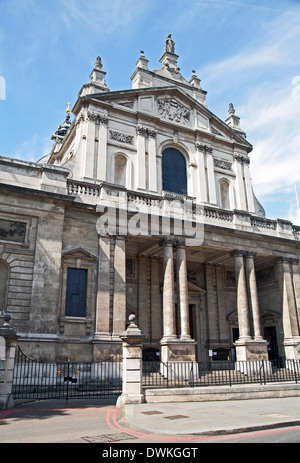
<box><xmin>124</xmin><ymin>395</ymin><xmax>300</xmax><ymax>436</ymax></box>
<box><xmin>0</xmin><ymin>391</ymin><xmax>300</xmax><ymax>443</ymax></box>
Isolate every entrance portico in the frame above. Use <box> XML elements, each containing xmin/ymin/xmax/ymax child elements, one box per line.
<box><xmin>122</xmin><ymin>231</ymin><xmax>300</xmax><ymax>363</ymax></box>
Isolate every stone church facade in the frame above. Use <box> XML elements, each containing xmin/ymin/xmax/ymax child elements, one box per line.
<box><xmin>0</xmin><ymin>36</ymin><xmax>300</xmax><ymax>363</ymax></box>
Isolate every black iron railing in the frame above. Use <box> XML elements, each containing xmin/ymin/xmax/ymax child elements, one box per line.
<box><xmin>12</xmin><ymin>346</ymin><xmax>123</xmax><ymax>401</ymax></box>
<box><xmin>142</xmin><ymin>359</ymin><xmax>300</xmax><ymax>388</ymax></box>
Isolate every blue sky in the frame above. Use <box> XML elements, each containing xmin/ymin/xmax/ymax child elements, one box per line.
<box><xmin>0</xmin><ymin>0</ymin><xmax>300</xmax><ymax>224</ymax></box>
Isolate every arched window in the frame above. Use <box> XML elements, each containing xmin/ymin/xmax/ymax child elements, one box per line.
<box><xmin>162</xmin><ymin>148</ymin><xmax>187</xmax><ymax>196</ymax></box>
<box><xmin>220</xmin><ymin>179</ymin><xmax>230</xmax><ymax>209</ymax></box>
<box><xmin>114</xmin><ymin>155</ymin><xmax>127</xmax><ymax>187</ymax></box>
<box><xmin>0</xmin><ymin>260</ymin><xmax>9</xmax><ymax>313</ymax></box>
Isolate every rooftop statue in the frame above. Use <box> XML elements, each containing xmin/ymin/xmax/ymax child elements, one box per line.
<box><xmin>165</xmin><ymin>34</ymin><xmax>175</xmax><ymax>53</ymax></box>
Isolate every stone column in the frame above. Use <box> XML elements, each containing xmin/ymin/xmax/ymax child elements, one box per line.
<box><xmin>233</xmin><ymin>250</ymin><xmax>270</xmax><ymax>361</ymax></box>
<box><xmin>113</xmin><ymin>236</ymin><xmax>127</xmax><ymax>336</ymax></box>
<box><xmin>291</xmin><ymin>258</ymin><xmax>300</xmax><ymax>324</ymax></box>
<box><xmin>244</xmin><ymin>253</ymin><xmax>263</xmax><ymax>340</ymax></box>
<box><xmin>234</xmin><ymin>154</ymin><xmax>247</xmax><ymax>211</ymax></box>
<box><xmin>95</xmin><ymin>236</ymin><xmax>111</xmax><ymax>337</ymax></box>
<box><xmin>150</xmin><ymin>256</ymin><xmax>162</xmax><ymax>342</ymax></box>
<box><xmin>176</xmin><ymin>243</ymin><xmax>190</xmax><ymax>340</ymax></box>
<box><xmin>116</xmin><ymin>315</ymin><xmax>144</xmax><ymax>406</ymax></box>
<box><xmin>136</xmin><ymin>126</ymin><xmax>146</xmax><ymax>190</ymax></box>
<box><xmin>234</xmin><ymin>251</ymin><xmax>251</xmax><ymax>341</ymax></box>
<box><xmin>148</xmin><ymin>132</ymin><xmax>157</xmax><ymax>193</ymax></box>
<box><xmin>243</xmin><ymin>159</ymin><xmax>256</xmax><ymax>213</ymax></box>
<box><xmin>161</xmin><ymin>241</ymin><xmax>176</xmax><ymax>340</ymax></box>
<box><xmin>83</xmin><ymin>115</ymin><xmax>96</xmax><ymax>180</ymax></box>
<box><xmin>138</xmin><ymin>255</ymin><xmax>149</xmax><ymax>338</ymax></box>
<box><xmin>244</xmin><ymin>253</ymin><xmax>268</xmax><ymax>360</ymax></box>
<box><xmin>278</xmin><ymin>257</ymin><xmax>300</xmax><ymax>359</ymax></box>
<box><xmin>161</xmin><ymin>240</ymin><xmax>197</xmax><ymax>363</ymax></box>
<box><xmin>195</xmin><ymin>145</ymin><xmax>208</xmax><ymax>203</ymax></box>
<box><xmin>206</xmin><ymin>149</ymin><xmax>217</xmax><ymax>206</ymax></box>
<box><xmin>96</xmin><ymin>118</ymin><xmax>108</xmax><ymax>182</ymax></box>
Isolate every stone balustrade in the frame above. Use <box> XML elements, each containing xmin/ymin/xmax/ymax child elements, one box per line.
<box><xmin>67</xmin><ymin>179</ymin><xmax>300</xmax><ymax>241</ymax></box>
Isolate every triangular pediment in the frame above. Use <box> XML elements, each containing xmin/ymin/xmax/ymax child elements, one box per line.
<box><xmin>62</xmin><ymin>247</ymin><xmax>97</xmax><ymax>260</ymax></box>
<box><xmin>187</xmin><ymin>281</ymin><xmax>206</xmax><ymax>295</ymax></box>
<box><xmin>260</xmin><ymin>309</ymin><xmax>280</xmax><ymax>321</ymax></box>
<box><xmin>76</xmin><ymin>85</ymin><xmax>252</xmax><ymax>150</ymax></box>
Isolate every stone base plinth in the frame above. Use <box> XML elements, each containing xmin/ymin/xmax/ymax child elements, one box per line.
<box><xmin>92</xmin><ymin>338</ymin><xmax>122</xmax><ymax>361</ymax></box>
<box><xmin>234</xmin><ymin>338</ymin><xmax>269</xmax><ymax>362</ymax></box>
<box><xmin>283</xmin><ymin>337</ymin><xmax>300</xmax><ymax>360</ymax></box>
<box><xmin>160</xmin><ymin>338</ymin><xmax>197</xmax><ymax>362</ymax></box>
<box><xmin>116</xmin><ymin>393</ymin><xmax>144</xmax><ymax>407</ymax></box>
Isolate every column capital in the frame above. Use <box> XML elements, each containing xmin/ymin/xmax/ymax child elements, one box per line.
<box><xmin>160</xmin><ymin>238</ymin><xmax>177</xmax><ymax>248</ymax></box>
<box><xmin>175</xmin><ymin>239</ymin><xmax>186</xmax><ymax>249</ymax></box>
<box><xmin>277</xmin><ymin>256</ymin><xmax>292</xmax><ymax>264</ymax></box>
<box><xmin>195</xmin><ymin>142</ymin><xmax>213</xmax><ymax>153</ymax></box>
<box><xmin>244</xmin><ymin>251</ymin><xmax>257</xmax><ymax>258</ymax></box>
<box><xmin>231</xmin><ymin>249</ymin><xmax>246</xmax><ymax>258</ymax></box>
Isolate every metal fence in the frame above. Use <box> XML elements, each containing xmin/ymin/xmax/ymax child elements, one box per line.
<box><xmin>12</xmin><ymin>346</ymin><xmax>123</xmax><ymax>401</ymax></box>
<box><xmin>142</xmin><ymin>359</ymin><xmax>300</xmax><ymax>388</ymax></box>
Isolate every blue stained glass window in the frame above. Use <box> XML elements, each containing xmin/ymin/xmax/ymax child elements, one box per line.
<box><xmin>162</xmin><ymin>148</ymin><xmax>187</xmax><ymax>196</ymax></box>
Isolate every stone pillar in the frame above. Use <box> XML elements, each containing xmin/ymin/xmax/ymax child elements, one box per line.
<box><xmin>176</xmin><ymin>243</ymin><xmax>190</xmax><ymax>340</ymax></box>
<box><xmin>116</xmin><ymin>315</ymin><xmax>144</xmax><ymax>406</ymax></box>
<box><xmin>245</xmin><ymin>253</ymin><xmax>263</xmax><ymax>340</ymax></box>
<box><xmin>206</xmin><ymin>149</ymin><xmax>217</xmax><ymax>205</ymax></box>
<box><xmin>161</xmin><ymin>240</ymin><xmax>176</xmax><ymax>341</ymax></box>
<box><xmin>96</xmin><ymin>118</ymin><xmax>108</xmax><ymax>182</ymax></box>
<box><xmin>161</xmin><ymin>240</ymin><xmax>196</xmax><ymax>362</ymax></box>
<box><xmin>233</xmin><ymin>250</ymin><xmax>257</xmax><ymax>362</ymax></box>
<box><xmin>113</xmin><ymin>236</ymin><xmax>126</xmax><ymax>336</ymax></box>
<box><xmin>150</xmin><ymin>256</ymin><xmax>162</xmax><ymax>343</ymax></box>
<box><xmin>138</xmin><ymin>255</ymin><xmax>149</xmax><ymax>338</ymax></box>
<box><xmin>244</xmin><ymin>253</ymin><xmax>268</xmax><ymax>359</ymax></box>
<box><xmin>234</xmin><ymin>251</ymin><xmax>251</xmax><ymax>341</ymax></box>
<box><xmin>148</xmin><ymin>132</ymin><xmax>157</xmax><ymax>193</ymax></box>
<box><xmin>95</xmin><ymin>236</ymin><xmax>111</xmax><ymax>337</ymax></box>
<box><xmin>195</xmin><ymin>146</ymin><xmax>208</xmax><ymax>203</ymax></box>
<box><xmin>83</xmin><ymin>116</ymin><xmax>96</xmax><ymax>180</ymax></box>
<box><xmin>243</xmin><ymin>159</ymin><xmax>256</xmax><ymax>213</ymax></box>
<box><xmin>234</xmin><ymin>154</ymin><xmax>247</xmax><ymax>211</ymax></box>
<box><xmin>278</xmin><ymin>257</ymin><xmax>300</xmax><ymax>359</ymax></box>
<box><xmin>136</xmin><ymin>126</ymin><xmax>146</xmax><ymax>190</ymax></box>
<box><xmin>291</xmin><ymin>258</ymin><xmax>300</xmax><ymax>324</ymax></box>
<box><xmin>0</xmin><ymin>315</ymin><xmax>18</xmax><ymax>410</ymax></box>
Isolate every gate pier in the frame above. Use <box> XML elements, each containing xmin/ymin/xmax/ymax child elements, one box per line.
<box><xmin>0</xmin><ymin>315</ymin><xmax>18</xmax><ymax>409</ymax></box>
<box><xmin>117</xmin><ymin>314</ymin><xmax>144</xmax><ymax>406</ymax></box>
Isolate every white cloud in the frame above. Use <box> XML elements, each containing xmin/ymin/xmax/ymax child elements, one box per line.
<box><xmin>200</xmin><ymin>8</ymin><xmax>300</xmax><ymax>92</ymax></box>
<box><xmin>61</xmin><ymin>0</ymin><xmax>152</xmax><ymax>32</ymax></box>
<box><xmin>198</xmin><ymin>7</ymin><xmax>300</xmax><ymax>222</ymax></box>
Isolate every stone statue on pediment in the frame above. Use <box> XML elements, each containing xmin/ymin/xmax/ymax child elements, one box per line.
<box><xmin>165</xmin><ymin>34</ymin><xmax>175</xmax><ymax>53</ymax></box>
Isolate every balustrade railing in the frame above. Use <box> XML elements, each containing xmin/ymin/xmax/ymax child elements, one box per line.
<box><xmin>65</xmin><ymin>180</ymin><xmax>300</xmax><ymax>239</ymax></box>
<box><xmin>142</xmin><ymin>359</ymin><xmax>300</xmax><ymax>389</ymax></box>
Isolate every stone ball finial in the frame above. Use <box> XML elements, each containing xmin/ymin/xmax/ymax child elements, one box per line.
<box><xmin>3</xmin><ymin>314</ymin><xmax>11</xmax><ymax>326</ymax></box>
<box><xmin>128</xmin><ymin>314</ymin><xmax>136</xmax><ymax>324</ymax></box>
